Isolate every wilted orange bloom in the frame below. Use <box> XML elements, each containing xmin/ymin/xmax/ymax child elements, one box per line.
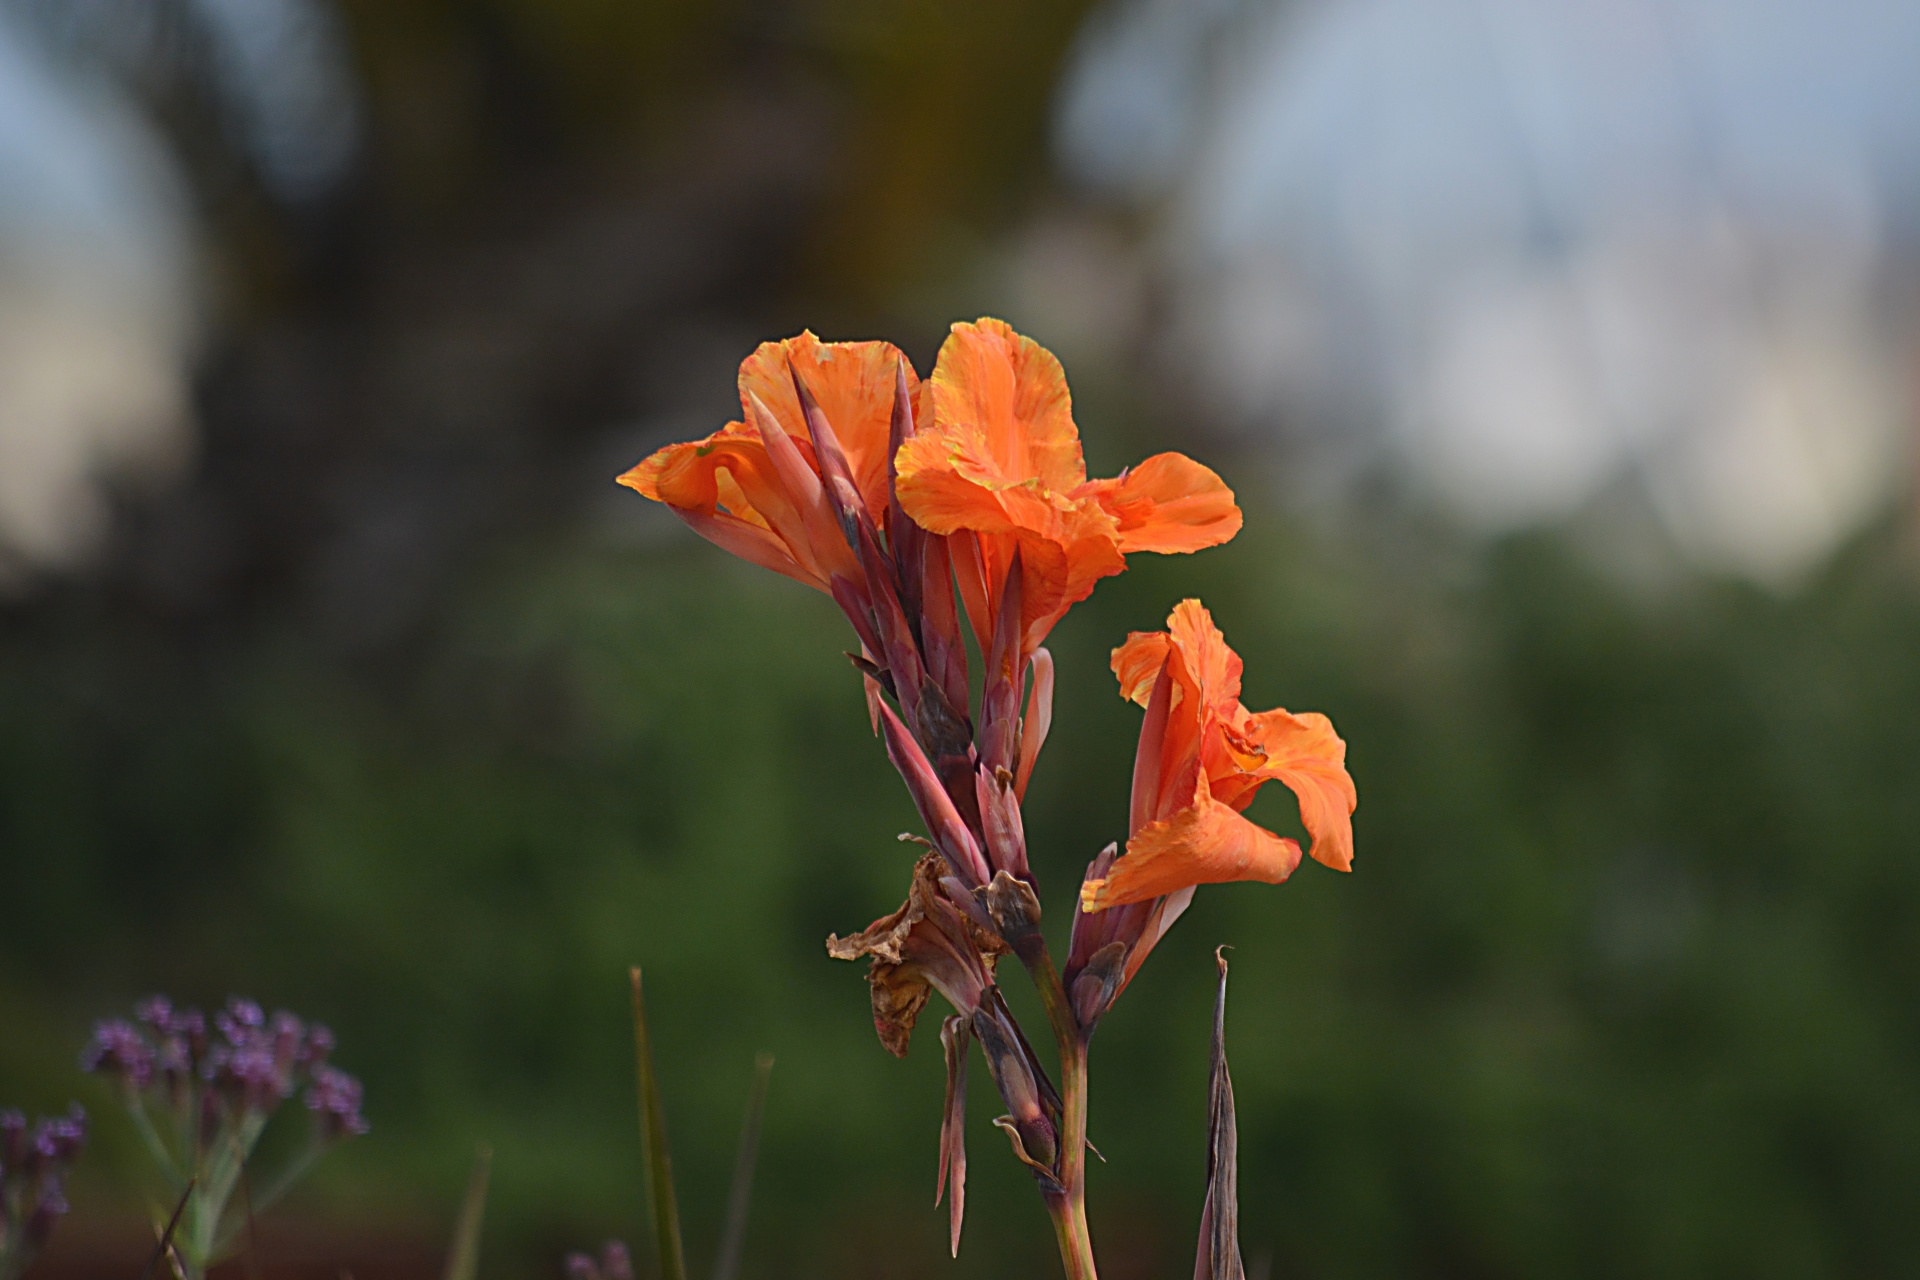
<box><xmin>1081</xmin><ymin>599</ymin><xmax>1355</xmax><ymax>912</ymax></box>
<box><xmin>618</xmin><ymin>332</ymin><xmax>913</xmax><ymax>590</ymax></box>
<box><xmin>895</xmin><ymin>319</ymin><xmax>1242</xmax><ymax>651</ymax></box>
<box><xmin>827</xmin><ymin>854</ymin><xmax>1008</xmax><ymax>1058</ymax></box>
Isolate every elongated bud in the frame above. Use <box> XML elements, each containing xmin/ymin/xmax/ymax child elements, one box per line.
<box><xmin>745</xmin><ymin>392</ymin><xmax>857</xmax><ymax>582</ymax></box>
<box><xmin>1130</xmin><ymin>656</ymin><xmax>1176</xmax><ymax>835</ymax></box>
<box><xmin>979</xmin><ymin>550</ymin><xmax>1026</xmax><ymax>773</ymax></box>
<box><xmin>789</xmin><ymin>363</ymin><xmax>872</xmax><ymax>550</ymax></box>
<box><xmin>878</xmin><ymin>701</ymin><xmax>991</xmax><ymax>885</ymax></box>
<box><xmin>887</xmin><ymin>360</ymin><xmax>925</xmax><ymax>609</ymax></box>
<box><xmin>1070</xmin><ymin>941</ymin><xmax>1128</xmax><ymax>1033</ymax></box>
<box><xmin>971</xmin><ymin>1005</ymin><xmax>1057</xmax><ymax>1172</ymax></box>
<box><xmin>975</xmin><ymin>767</ymin><xmax>1030</xmax><ymax>881</ymax></box>
<box><xmin>855</xmin><ymin>524</ymin><xmax>925</xmax><ymax>725</ymax></box>
<box><xmin>918</xmin><ymin>534</ymin><xmax>969</xmax><ymax>718</ymax></box>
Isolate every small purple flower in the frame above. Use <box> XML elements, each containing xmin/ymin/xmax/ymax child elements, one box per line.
<box><xmin>598</xmin><ymin>1241</ymin><xmax>633</xmax><ymax>1280</ymax></box>
<box><xmin>0</xmin><ymin>1104</ymin><xmax>85</xmax><ymax>1268</ymax></box>
<box><xmin>82</xmin><ymin>1019</ymin><xmax>156</xmax><ymax>1091</ymax></box>
<box><xmin>304</xmin><ymin>1065</ymin><xmax>368</xmax><ymax>1140</ymax></box>
<box><xmin>561</xmin><ymin>1242</ymin><xmax>633</xmax><ymax>1280</ymax></box>
<box><xmin>215</xmin><ymin>998</ymin><xmax>265</xmax><ymax>1045</ymax></box>
<box><xmin>302</xmin><ymin>1022</ymin><xmax>335</xmax><ymax>1066</ymax></box>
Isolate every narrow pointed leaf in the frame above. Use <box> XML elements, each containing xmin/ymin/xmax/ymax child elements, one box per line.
<box><xmin>442</xmin><ymin>1145</ymin><xmax>492</xmax><ymax>1280</ymax></box>
<box><xmin>937</xmin><ymin>1015</ymin><xmax>971</xmax><ymax>1258</ymax></box>
<box><xmin>714</xmin><ymin>1053</ymin><xmax>774</xmax><ymax>1280</ymax></box>
<box><xmin>1194</xmin><ymin>948</ymin><xmax>1245</xmax><ymax>1280</ymax></box>
<box><xmin>138</xmin><ymin>1177</ymin><xmax>197</xmax><ymax>1280</ymax></box>
<box><xmin>631</xmin><ymin>967</ymin><xmax>689</xmax><ymax>1280</ymax></box>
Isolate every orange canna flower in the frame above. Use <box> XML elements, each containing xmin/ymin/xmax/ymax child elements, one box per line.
<box><xmin>1081</xmin><ymin>599</ymin><xmax>1355</xmax><ymax>913</ymax></box>
<box><xmin>894</xmin><ymin>319</ymin><xmax>1242</xmax><ymax>652</ymax></box>
<box><xmin>618</xmin><ymin>331</ymin><xmax>914</xmax><ymax>590</ymax></box>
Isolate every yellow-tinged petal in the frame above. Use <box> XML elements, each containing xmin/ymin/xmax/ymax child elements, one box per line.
<box><xmin>1077</xmin><ymin>453</ymin><xmax>1243</xmax><ymax>554</ymax></box>
<box><xmin>1080</xmin><ymin>799</ymin><xmax>1304</xmax><ymax>911</ymax></box>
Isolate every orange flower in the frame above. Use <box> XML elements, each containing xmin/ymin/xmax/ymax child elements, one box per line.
<box><xmin>894</xmin><ymin>319</ymin><xmax>1242</xmax><ymax>651</ymax></box>
<box><xmin>1080</xmin><ymin>599</ymin><xmax>1355</xmax><ymax>912</ymax></box>
<box><xmin>618</xmin><ymin>331</ymin><xmax>913</xmax><ymax>590</ymax></box>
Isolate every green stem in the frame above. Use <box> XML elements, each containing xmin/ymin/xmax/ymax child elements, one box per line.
<box><xmin>1019</xmin><ymin>947</ymin><xmax>1098</xmax><ymax>1280</ymax></box>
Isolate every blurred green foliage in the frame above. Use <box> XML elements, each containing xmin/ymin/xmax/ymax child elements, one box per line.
<box><xmin>6</xmin><ymin>495</ymin><xmax>1920</xmax><ymax>1277</ymax></box>
<box><xmin>3</xmin><ymin>0</ymin><xmax>1920</xmax><ymax>1275</ymax></box>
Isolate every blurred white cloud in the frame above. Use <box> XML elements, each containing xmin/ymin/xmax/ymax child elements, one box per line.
<box><xmin>0</xmin><ymin>7</ymin><xmax>197</xmax><ymax>578</ymax></box>
<box><xmin>1056</xmin><ymin>0</ymin><xmax>1920</xmax><ymax>582</ymax></box>
<box><xmin>0</xmin><ymin>0</ymin><xmax>360</xmax><ymax>583</ymax></box>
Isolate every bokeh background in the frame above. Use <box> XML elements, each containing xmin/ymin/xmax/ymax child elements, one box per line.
<box><xmin>3</xmin><ymin>0</ymin><xmax>1919</xmax><ymax>1275</ymax></box>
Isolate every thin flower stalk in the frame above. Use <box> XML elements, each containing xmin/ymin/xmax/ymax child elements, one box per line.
<box><xmin>83</xmin><ymin>996</ymin><xmax>366</xmax><ymax>1280</ymax></box>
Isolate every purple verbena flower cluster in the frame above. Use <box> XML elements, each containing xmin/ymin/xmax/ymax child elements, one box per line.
<box><xmin>83</xmin><ymin>996</ymin><xmax>366</xmax><ymax>1142</ymax></box>
<box><xmin>0</xmin><ymin>1105</ymin><xmax>86</xmax><ymax>1279</ymax></box>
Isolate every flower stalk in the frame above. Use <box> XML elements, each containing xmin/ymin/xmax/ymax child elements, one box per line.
<box><xmin>621</xmin><ymin>318</ymin><xmax>1355</xmax><ymax>1278</ymax></box>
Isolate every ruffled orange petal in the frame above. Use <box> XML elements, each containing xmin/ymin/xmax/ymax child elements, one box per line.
<box><xmin>619</xmin><ymin>427</ymin><xmax>829</xmax><ymax>588</ymax></box>
<box><xmin>1219</xmin><ymin>709</ymin><xmax>1356</xmax><ymax>872</ymax></box>
<box><xmin>925</xmin><ymin>318</ymin><xmax>1085</xmax><ymax>494</ymax></box>
<box><xmin>1076</xmin><ymin>453</ymin><xmax>1243</xmax><ymax>555</ymax></box>
<box><xmin>737</xmin><ymin>332</ymin><xmax>915</xmax><ymax>521</ymax></box>
<box><xmin>1080</xmin><ymin>798</ymin><xmax>1304</xmax><ymax>911</ymax></box>
<box><xmin>1164</xmin><ymin>599</ymin><xmax>1243</xmax><ymax>712</ymax></box>
<box><xmin>896</xmin><ymin>427</ymin><xmax>1125</xmax><ymax>647</ymax></box>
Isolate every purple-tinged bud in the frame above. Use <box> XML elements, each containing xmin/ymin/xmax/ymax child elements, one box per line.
<box><xmin>970</xmin><ymin>1006</ymin><xmax>1056</xmax><ymax>1174</ymax></box>
<box><xmin>82</xmin><ymin>1020</ymin><xmax>156</xmax><ymax>1092</ymax></box>
<box><xmin>305</xmin><ymin>1065</ymin><xmax>369</xmax><ymax>1140</ymax></box>
<box><xmin>1069</xmin><ymin>942</ymin><xmax>1128</xmax><ymax>1033</ymax></box>
<box><xmin>599</xmin><ymin>1242</ymin><xmax>634</xmax><ymax>1280</ymax></box>
<box><xmin>216</xmin><ymin>998</ymin><xmax>265</xmax><ymax>1044</ymax></box>
<box><xmin>25</xmin><ymin>1177</ymin><xmax>70</xmax><ymax>1247</ymax></box>
<box><xmin>226</xmin><ymin>1041</ymin><xmax>285</xmax><ymax>1112</ymax></box>
<box><xmin>877</xmin><ymin>700</ymin><xmax>991</xmax><ymax>887</ymax></box>
<box><xmin>303</xmin><ymin>1023</ymin><xmax>335</xmax><ymax>1065</ymax></box>
<box><xmin>178</xmin><ymin>1009</ymin><xmax>208</xmax><ymax>1058</ymax></box>
<box><xmin>563</xmin><ymin>1253</ymin><xmax>598</xmax><ymax>1280</ymax></box>
<box><xmin>272</xmin><ymin>1012</ymin><xmax>305</xmax><ymax>1063</ymax></box>
<box><xmin>135</xmin><ymin>996</ymin><xmax>172</xmax><ymax>1031</ymax></box>
<box><xmin>975</xmin><ymin>767</ymin><xmax>1030</xmax><ymax>881</ymax></box>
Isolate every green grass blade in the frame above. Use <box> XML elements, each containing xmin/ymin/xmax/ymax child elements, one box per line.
<box><xmin>713</xmin><ymin>1052</ymin><xmax>774</xmax><ymax>1280</ymax></box>
<box><xmin>441</xmin><ymin>1144</ymin><xmax>492</xmax><ymax>1280</ymax></box>
<box><xmin>137</xmin><ymin>1176</ymin><xmax>196</xmax><ymax>1280</ymax></box>
<box><xmin>630</xmin><ymin>967</ymin><xmax>688</xmax><ymax>1280</ymax></box>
